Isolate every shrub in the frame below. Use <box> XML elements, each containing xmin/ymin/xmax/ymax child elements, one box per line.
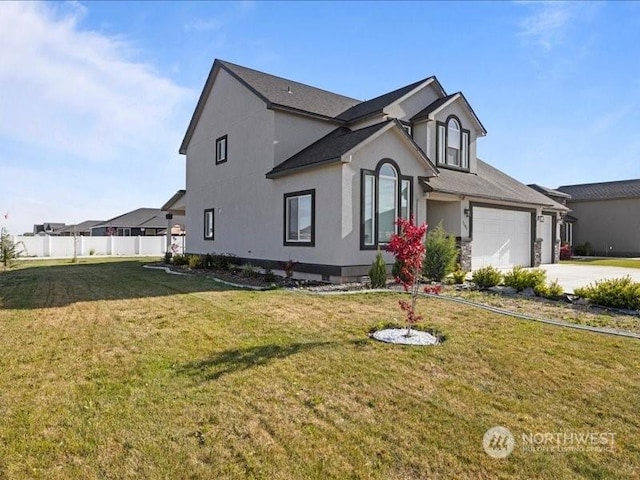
<box><xmin>280</xmin><ymin>259</ymin><xmax>299</xmax><ymax>279</ymax></box>
<box><xmin>559</xmin><ymin>243</ymin><xmax>572</xmax><ymax>260</ymax></box>
<box><xmin>503</xmin><ymin>266</ymin><xmax>546</xmax><ymax>292</ymax></box>
<box><xmin>472</xmin><ymin>266</ymin><xmax>502</xmax><ymax>289</ymax></box>
<box><xmin>0</xmin><ymin>228</ymin><xmax>24</xmax><ymax>267</ymax></box>
<box><xmin>204</xmin><ymin>253</ymin><xmax>214</xmax><ymax>268</ymax></box>
<box><xmin>535</xmin><ymin>279</ymin><xmax>564</xmax><ymax>297</ymax></box>
<box><xmin>172</xmin><ymin>254</ymin><xmax>188</xmax><ymax>266</ymax></box>
<box><xmin>211</xmin><ymin>253</ymin><xmax>235</xmax><ymax>271</ymax></box>
<box><xmin>392</xmin><ymin>259</ymin><xmax>411</xmax><ymax>284</ymax></box>
<box><xmin>422</xmin><ymin>222</ymin><xmax>458</xmax><ymax>282</ymax></box>
<box><xmin>574</xmin><ymin>276</ymin><xmax>640</xmax><ymax>310</ymax></box>
<box><xmin>263</xmin><ymin>266</ymin><xmax>277</xmax><ymax>283</ymax></box>
<box><xmin>164</xmin><ymin>251</ymin><xmax>172</xmax><ymax>264</ymax></box>
<box><xmin>188</xmin><ymin>254</ymin><xmax>204</xmax><ymax>269</ymax></box>
<box><xmin>241</xmin><ymin>263</ymin><xmax>259</xmax><ymax>278</ymax></box>
<box><xmin>89</xmin><ymin>248</ymin><xmax>96</xmax><ymax>256</ymax></box>
<box><xmin>573</xmin><ymin>242</ymin><xmax>593</xmax><ymax>256</ymax></box>
<box><xmin>368</xmin><ymin>249</ymin><xmax>387</xmax><ymax>288</ymax></box>
<box><xmin>451</xmin><ymin>265</ymin><xmax>467</xmax><ymax>284</ymax></box>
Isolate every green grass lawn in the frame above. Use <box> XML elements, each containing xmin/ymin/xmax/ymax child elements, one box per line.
<box><xmin>1</xmin><ymin>260</ymin><xmax>639</xmax><ymax>479</ymax></box>
<box><xmin>562</xmin><ymin>258</ymin><xmax>640</xmax><ymax>269</ymax></box>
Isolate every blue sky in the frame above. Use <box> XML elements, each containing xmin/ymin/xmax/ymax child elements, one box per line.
<box><xmin>1</xmin><ymin>1</ymin><xmax>639</xmax><ymax>235</ymax></box>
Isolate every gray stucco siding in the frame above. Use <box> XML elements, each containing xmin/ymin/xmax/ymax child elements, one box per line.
<box><xmin>569</xmin><ymin>198</ymin><xmax>640</xmax><ymax>255</ymax></box>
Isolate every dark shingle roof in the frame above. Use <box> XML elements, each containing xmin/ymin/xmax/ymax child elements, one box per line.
<box><xmin>528</xmin><ymin>184</ymin><xmax>571</xmax><ymax>199</ymax></box>
<box><xmin>266</xmin><ymin>121</ymin><xmax>392</xmax><ymax>178</ymax></box>
<box><xmin>59</xmin><ymin>220</ymin><xmax>103</xmax><ymax>234</ymax></box>
<box><xmin>95</xmin><ymin>208</ymin><xmax>169</xmax><ymax>229</ymax></box>
<box><xmin>410</xmin><ymin>93</ymin><xmax>457</xmax><ymax>122</ymax></box>
<box><xmin>557</xmin><ymin>179</ymin><xmax>640</xmax><ymax>201</ymax></box>
<box><xmin>220</xmin><ymin>60</ymin><xmax>361</xmax><ymax>119</ymax></box>
<box><xmin>336</xmin><ymin>78</ymin><xmax>433</xmax><ymax>122</ymax></box>
<box><xmin>422</xmin><ymin>160</ymin><xmax>568</xmax><ymax>210</ymax></box>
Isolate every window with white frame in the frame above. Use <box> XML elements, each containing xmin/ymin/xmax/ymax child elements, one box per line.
<box><xmin>284</xmin><ymin>190</ymin><xmax>315</xmax><ymax>246</ymax></box>
<box><xmin>361</xmin><ymin>160</ymin><xmax>412</xmax><ymax>249</ymax></box>
<box><xmin>204</xmin><ymin>208</ymin><xmax>214</xmax><ymax>240</ymax></box>
<box><xmin>215</xmin><ymin>135</ymin><xmax>227</xmax><ymax>164</ymax></box>
<box><xmin>436</xmin><ymin>115</ymin><xmax>470</xmax><ymax>170</ymax></box>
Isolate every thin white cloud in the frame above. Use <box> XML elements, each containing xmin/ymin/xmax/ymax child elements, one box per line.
<box><xmin>0</xmin><ymin>1</ymin><xmax>190</xmax><ymax>162</ymax></box>
<box><xmin>518</xmin><ymin>2</ymin><xmax>571</xmax><ymax>51</ymax></box>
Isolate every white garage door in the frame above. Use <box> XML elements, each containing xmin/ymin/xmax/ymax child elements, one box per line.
<box><xmin>541</xmin><ymin>214</ymin><xmax>553</xmax><ymax>264</ymax></box>
<box><xmin>472</xmin><ymin>207</ymin><xmax>532</xmax><ymax>270</ymax></box>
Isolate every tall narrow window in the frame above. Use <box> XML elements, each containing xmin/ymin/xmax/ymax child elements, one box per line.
<box><xmin>461</xmin><ymin>131</ymin><xmax>469</xmax><ymax>169</ymax></box>
<box><xmin>284</xmin><ymin>190</ymin><xmax>315</xmax><ymax>246</ymax></box>
<box><xmin>401</xmin><ymin>179</ymin><xmax>411</xmax><ymax>220</ymax></box>
<box><xmin>447</xmin><ymin>118</ymin><xmax>460</xmax><ymax>166</ymax></box>
<box><xmin>204</xmin><ymin>208</ymin><xmax>214</xmax><ymax>240</ymax></box>
<box><xmin>436</xmin><ymin>115</ymin><xmax>470</xmax><ymax>170</ymax></box>
<box><xmin>361</xmin><ymin>161</ymin><xmax>413</xmax><ymax>249</ymax></box>
<box><xmin>215</xmin><ymin>135</ymin><xmax>227</xmax><ymax>164</ymax></box>
<box><xmin>377</xmin><ymin>164</ymin><xmax>398</xmax><ymax>243</ymax></box>
<box><xmin>363</xmin><ymin>173</ymin><xmax>375</xmax><ymax>246</ymax></box>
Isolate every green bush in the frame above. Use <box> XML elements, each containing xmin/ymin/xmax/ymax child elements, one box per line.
<box><xmin>369</xmin><ymin>250</ymin><xmax>387</xmax><ymax>288</ymax></box>
<box><xmin>451</xmin><ymin>267</ymin><xmax>467</xmax><ymax>285</ymax></box>
<box><xmin>573</xmin><ymin>241</ymin><xmax>593</xmax><ymax>256</ymax></box>
<box><xmin>263</xmin><ymin>266</ymin><xmax>277</xmax><ymax>283</ymax></box>
<box><xmin>574</xmin><ymin>276</ymin><xmax>640</xmax><ymax>310</ymax></box>
<box><xmin>472</xmin><ymin>266</ymin><xmax>502</xmax><ymax>289</ymax></box>
<box><xmin>241</xmin><ymin>263</ymin><xmax>259</xmax><ymax>278</ymax></box>
<box><xmin>535</xmin><ymin>279</ymin><xmax>564</xmax><ymax>297</ymax></box>
<box><xmin>188</xmin><ymin>254</ymin><xmax>204</xmax><ymax>269</ymax></box>
<box><xmin>211</xmin><ymin>253</ymin><xmax>235</xmax><ymax>271</ymax></box>
<box><xmin>423</xmin><ymin>222</ymin><xmax>458</xmax><ymax>281</ymax></box>
<box><xmin>503</xmin><ymin>266</ymin><xmax>546</xmax><ymax>292</ymax></box>
<box><xmin>164</xmin><ymin>251</ymin><xmax>172</xmax><ymax>264</ymax></box>
<box><xmin>172</xmin><ymin>254</ymin><xmax>188</xmax><ymax>266</ymax></box>
<box><xmin>392</xmin><ymin>259</ymin><xmax>410</xmax><ymax>284</ymax></box>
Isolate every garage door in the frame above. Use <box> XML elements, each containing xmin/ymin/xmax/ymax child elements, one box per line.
<box><xmin>471</xmin><ymin>207</ymin><xmax>532</xmax><ymax>270</ymax></box>
<box><xmin>540</xmin><ymin>214</ymin><xmax>553</xmax><ymax>264</ymax></box>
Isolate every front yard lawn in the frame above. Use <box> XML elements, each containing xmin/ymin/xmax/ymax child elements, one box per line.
<box><xmin>1</xmin><ymin>259</ymin><xmax>639</xmax><ymax>479</ymax></box>
<box><xmin>562</xmin><ymin>258</ymin><xmax>640</xmax><ymax>269</ymax></box>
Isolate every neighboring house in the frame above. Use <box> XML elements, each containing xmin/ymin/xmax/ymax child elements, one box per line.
<box><xmin>556</xmin><ymin>179</ymin><xmax>640</xmax><ymax>256</ymax></box>
<box><xmin>58</xmin><ymin>220</ymin><xmax>104</xmax><ymax>237</ymax></box>
<box><xmin>91</xmin><ymin>208</ymin><xmax>185</xmax><ymax>237</ymax></box>
<box><xmin>179</xmin><ymin>59</ymin><xmax>567</xmax><ymax>282</ymax></box>
<box><xmin>33</xmin><ymin>222</ymin><xmax>66</xmax><ymax>235</ymax></box>
<box><xmin>528</xmin><ymin>184</ymin><xmax>575</xmax><ymax>246</ymax></box>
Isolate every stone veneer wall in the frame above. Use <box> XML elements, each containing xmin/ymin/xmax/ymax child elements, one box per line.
<box><xmin>457</xmin><ymin>237</ymin><xmax>472</xmax><ymax>272</ymax></box>
<box><xmin>533</xmin><ymin>239</ymin><xmax>543</xmax><ymax>267</ymax></box>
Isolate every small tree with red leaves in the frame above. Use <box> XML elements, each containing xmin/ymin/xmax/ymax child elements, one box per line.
<box><xmin>387</xmin><ymin>217</ymin><xmax>427</xmax><ymax>336</ymax></box>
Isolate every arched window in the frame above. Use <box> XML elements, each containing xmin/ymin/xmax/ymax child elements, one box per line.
<box><xmin>437</xmin><ymin>115</ymin><xmax>470</xmax><ymax>170</ymax></box>
<box><xmin>447</xmin><ymin>118</ymin><xmax>460</xmax><ymax>166</ymax></box>
<box><xmin>361</xmin><ymin>160</ymin><xmax>412</xmax><ymax>248</ymax></box>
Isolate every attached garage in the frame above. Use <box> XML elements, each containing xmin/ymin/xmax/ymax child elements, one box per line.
<box><xmin>471</xmin><ymin>206</ymin><xmax>533</xmax><ymax>270</ymax></box>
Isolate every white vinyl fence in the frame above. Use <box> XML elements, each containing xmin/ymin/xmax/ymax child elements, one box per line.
<box><xmin>13</xmin><ymin>235</ymin><xmax>185</xmax><ymax>258</ymax></box>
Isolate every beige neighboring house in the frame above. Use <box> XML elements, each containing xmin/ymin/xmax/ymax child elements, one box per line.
<box><xmin>178</xmin><ymin>59</ymin><xmax>567</xmax><ymax>282</ymax></box>
<box><xmin>557</xmin><ymin>179</ymin><xmax>640</xmax><ymax>256</ymax></box>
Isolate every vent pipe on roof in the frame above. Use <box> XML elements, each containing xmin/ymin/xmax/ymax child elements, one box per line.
<box><xmin>287</xmin><ymin>86</ymin><xmax>292</xmax><ymax>94</ymax></box>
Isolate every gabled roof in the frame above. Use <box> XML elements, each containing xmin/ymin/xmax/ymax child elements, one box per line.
<box><xmin>410</xmin><ymin>92</ymin><xmax>487</xmax><ymax>134</ymax></box>
<box><xmin>335</xmin><ymin>77</ymin><xmax>440</xmax><ymax>123</ymax></box>
<box><xmin>266</xmin><ymin>120</ymin><xmax>437</xmax><ymax>179</ymax></box>
<box><xmin>59</xmin><ymin>221</ymin><xmax>103</xmax><ymax>234</ymax></box>
<box><xmin>266</xmin><ymin>122</ymin><xmax>391</xmax><ymax>178</ymax></box>
<box><xmin>180</xmin><ymin>59</ymin><xmax>361</xmax><ymax>154</ymax></box>
<box><xmin>557</xmin><ymin>179</ymin><xmax>640</xmax><ymax>201</ymax></box>
<box><xmin>94</xmin><ymin>208</ymin><xmax>171</xmax><ymax>229</ymax></box>
<box><xmin>421</xmin><ymin>159</ymin><xmax>569</xmax><ymax>211</ymax></box>
<box><xmin>528</xmin><ymin>184</ymin><xmax>571</xmax><ymax>199</ymax></box>
<box><xmin>161</xmin><ymin>189</ymin><xmax>186</xmax><ymax>212</ymax></box>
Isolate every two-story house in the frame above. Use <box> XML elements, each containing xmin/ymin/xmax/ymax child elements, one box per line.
<box><xmin>178</xmin><ymin>59</ymin><xmax>567</xmax><ymax>282</ymax></box>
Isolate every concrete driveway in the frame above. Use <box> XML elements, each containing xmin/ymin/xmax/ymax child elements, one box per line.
<box><xmin>538</xmin><ymin>263</ymin><xmax>640</xmax><ymax>294</ymax></box>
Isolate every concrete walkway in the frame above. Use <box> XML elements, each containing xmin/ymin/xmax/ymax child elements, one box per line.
<box><xmin>539</xmin><ymin>263</ymin><xmax>640</xmax><ymax>294</ymax></box>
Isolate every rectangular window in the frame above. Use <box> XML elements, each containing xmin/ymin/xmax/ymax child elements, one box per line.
<box><xmin>363</xmin><ymin>173</ymin><xmax>375</xmax><ymax>246</ymax></box>
<box><xmin>117</xmin><ymin>228</ymin><xmax>130</xmax><ymax>237</ymax></box>
<box><xmin>377</xmin><ymin>174</ymin><xmax>397</xmax><ymax>244</ymax></box>
<box><xmin>461</xmin><ymin>131</ymin><xmax>469</xmax><ymax>169</ymax></box>
<box><xmin>204</xmin><ymin>208</ymin><xmax>214</xmax><ymax>240</ymax></box>
<box><xmin>215</xmin><ymin>135</ymin><xmax>227</xmax><ymax>164</ymax></box>
<box><xmin>437</xmin><ymin>124</ymin><xmax>446</xmax><ymax>164</ymax></box>
<box><xmin>284</xmin><ymin>190</ymin><xmax>315</xmax><ymax>246</ymax></box>
<box><xmin>401</xmin><ymin>178</ymin><xmax>411</xmax><ymax>220</ymax></box>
